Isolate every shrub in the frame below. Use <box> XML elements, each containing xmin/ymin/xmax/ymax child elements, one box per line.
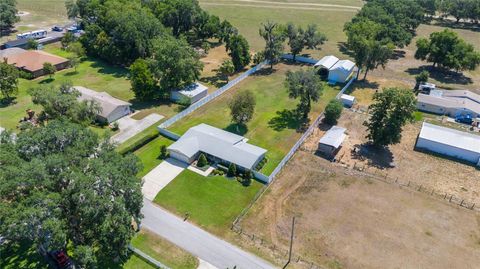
<box><xmin>227</xmin><ymin>163</ymin><xmax>237</xmax><ymax>177</ymax></box>
<box><xmin>415</xmin><ymin>70</ymin><xmax>429</xmax><ymax>90</ymax></box>
<box><xmin>324</xmin><ymin>99</ymin><xmax>343</xmax><ymax>125</ymax></box>
<box><xmin>160</xmin><ymin>145</ymin><xmax>168</xmax><ymax>159</ymax></box>
<box><xmin>241</xmin><ymin>170</ymin><xmax>253</xmax><ymax>186</ymax></box>
<box><xmin>111</xmin><ymin>122</ymin><xmax>119</xmax><ymax>131</ymax></box>
<box><xmin>255</xmin><ymin>157</ymin><xmax>268</xmax><ymax>171</ymax></box>
<box><xmin>197</xmin><ymin>153</ymin><xmax>208</xmax><ymax>167</ymax></box>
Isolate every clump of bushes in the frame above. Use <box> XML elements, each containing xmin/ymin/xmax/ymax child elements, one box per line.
<box><xmin>237</xmin><ymin>170</ymin><xmax>252</xmax><ymax>186</ymax></box>
<box><xmin>211</xmin><ymin>169</ymin><xmax>224</xmax><ymax>176</ymax></box>
<box><xmin>255</xmin><ymin>157</ymin><xmax>268</xmax><ymax>171</ymax></box>
<box><xmin>160</xmin><ymin>145</ymin><xmax>169</xmax><ymax>159</ymax></box>
<box><xmin>111</xmin><ymin>122</ymin><xmax>119</xmax><ymax>131</ymax></box>
<box><xmin>197</xmin><ymin>153</ymin><xmax>208</xmax><ymax>167</ymax></box>
<box><xmin>227</xmin><ymin>163</ymin><xmax>237</xmax><ymax>177</ymax></box>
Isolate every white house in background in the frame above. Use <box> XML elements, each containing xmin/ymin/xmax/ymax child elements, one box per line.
<box><xmin>75</xmin><ymin>86</ymin><xmax>131</xmax><ymax>123</ymax></box>
<box><xmin>314</xmin><ymin>55</ymin><xmax>339</xmax><ymax>70</ymax></box>
<box><xmin>171</xmin><ymin>82</ymin><xmax>208</xmax><ymax>104</ymax></box>
<box><xmin>416</xmin><ymin>122</ymin><xmax>480</xmax><ymax>166</ymax></box>
<box><xmin>168</xmin><ymin>123</ymin><xmax>267</xmax><ymax>170</ymax></box>
<box><xmin>328</xmin><ymin>60</ymin><xmax>355</xmax><ymax>83</ymax></box>
<box><xmin>417</xmin><ymin>89</ymin><xmax>480</xmax><ymax>118</ymax></box>
<box><xmin>340</xmin><ymin>94</ymin><xmax>355</xmax><ymax>108</ymax></box>
<box><xmin>318</xmin><ymin>126</ymin><xmax>347</xmax><ymax>157</ymax></box>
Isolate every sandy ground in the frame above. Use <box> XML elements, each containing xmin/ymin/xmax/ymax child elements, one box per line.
<box><xmin>303</xmin><ymin>110</ymin><xmax>480</xmax><ymax>205</ymax></box>
<box><xmin>238</xmin><ymin>151</ymin><xmax>480</xmax><ymax>269</ymax></box>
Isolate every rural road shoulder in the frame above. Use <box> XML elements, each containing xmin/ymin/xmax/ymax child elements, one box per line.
<box><xmin>141</xmin><ymin>199</ymin><xmax>278</xmax><ymax>269</ymax></box>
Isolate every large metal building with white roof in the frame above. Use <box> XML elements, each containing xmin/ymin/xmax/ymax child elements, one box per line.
<box><xmin>415</xmin><ymin>122</ymin><xmax>480</xmax><ymax>166</ymax></box>
<box><xmin>168</xmin><ymin>124</ymin><xmax>267</xmax><ymax>170</ymax></box>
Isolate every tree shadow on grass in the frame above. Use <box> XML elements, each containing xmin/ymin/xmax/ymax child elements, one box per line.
<box><xmin>224</xmin><ymin>123</ymin><xmax>248</xmax><ymax>136</ymax></box>
<box><xmin>391</xmin><ymin>49</ymin><xmax>406</xmax><ymax>60</ymax></box>
<box><xmin>199</xmin><ymin>70</ymin><xmax>227</xmax><ymax>88</ymax></box>
<box><xmin>0</xmin><ymin>97</ymin><xmax>18</xmax><ymax>108</ymax></box>
<box><xmin>337</xmin><ymin>42</ymin><xmax>356</xmax><ymax>58</ymax></box>
<box><xmin>252</xmin><ymin>66</ymin><xmax>277</xmax><ymax>77</ymax></box>
<box><xmin>90</xmin><ymin>58</ymin><xmax>129</xmax><ymax>78</ymax></box>
<box><xmin>351</xmin><ymin>143</ymin><xmax>395</xmax><ymax>169</ymax></box>
<box><xmin>39</xmin><ymin>78</ymin><xmax>55</xmax><ymax>84</ymax></box>
<box><xmin>268</xmin><ymin>109</ymin><xmax>307</xmax><ymax>132</ymax></box>
<box><xmin>345</xmin><ymin>80</ymin><xmax>380</xmax><ymax>94</ymax></box>
<box><xmin>430</xmin><ymin>19</ymin><xmax>480</xmax><ymax>33</ymax></box>
<box><xmin>405</xmin><ymin>65</ymin><xmax>473</xmax><ymax>85</ymax></box>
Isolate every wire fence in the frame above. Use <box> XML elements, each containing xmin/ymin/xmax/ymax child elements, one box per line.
<box><xmin>158</xmin><ymin>61</ymin><xmax>268</xmax><ymax>129</ymax></box>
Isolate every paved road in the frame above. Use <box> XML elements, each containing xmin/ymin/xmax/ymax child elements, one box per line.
<box><xmin>141</xmin><ymin>199</ymin><xmax>277</xmax><ymax>269</ymax></box>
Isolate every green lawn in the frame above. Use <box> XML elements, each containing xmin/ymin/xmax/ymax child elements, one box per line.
<box><xmin>200</xmin><ymin>0</ymin><xmax>361</xmax><ymax>58</ymax></box>
<box><xmin>131</xmin><ymin>230</ymin><xmax>198</xmax><ymax>269</ymax></box>
<box><xmin>169</xmin><ymin>63</ymin><xmax>340</xmax><ymax>174</ymax></box>
<box><xmin>134</xmin><ymin>136</ymin><xmax>175</xmax><ymax>178</ymax></box>
<box><xmin>154</xmin><ymin>169</ymin><xmax>263</xmax><ymax>235</ymax></box>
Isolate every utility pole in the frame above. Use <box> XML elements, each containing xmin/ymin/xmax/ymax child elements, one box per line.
<box><xmin>283</xmin><ymin>216</ymin><xmax>296</xmax><ymax>269</ymax></box>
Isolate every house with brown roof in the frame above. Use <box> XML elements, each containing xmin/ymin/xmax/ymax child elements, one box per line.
<box><xmin>0</xmin><ymin>48</ymin><xmax>69</xmax><ymax>78</ymax></box>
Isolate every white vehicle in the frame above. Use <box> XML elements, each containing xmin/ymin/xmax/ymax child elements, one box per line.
<box><xmin>16</xmin><ymin>29</ymin><xmax>48</xmax><ymax>40</ymax></box>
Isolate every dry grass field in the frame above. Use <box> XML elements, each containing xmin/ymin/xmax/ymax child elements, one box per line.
<box><xmin>303</xmin><ymin>110</ymin><xmax>480</xmax><ymax>205</ymax></box>
<box><xmin>237</xmin><ymin>150</ymin><xmax>480</xmax><ymax>269</ymax></box>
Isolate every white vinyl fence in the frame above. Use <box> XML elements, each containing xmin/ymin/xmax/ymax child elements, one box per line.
<box><xmin>158</xmin><ymin>61</ymin><xmax>268</xmax><ymax>130</ymax></box>
<box><xmin>267</xmin><ymin>76</ymin><xmax>356</xmax><ymax>182</ymax></box>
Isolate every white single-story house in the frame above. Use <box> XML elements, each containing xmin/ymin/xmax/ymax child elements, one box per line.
<box><xmin>171</xmin><ymin>82</ymin><xmax>208</xmax><ymax>104</ymax></box>
<box><xmin>416</xmin><ymin>122</ymin><xmax>480</xmax><ymax>166</ymax></box>
<box><xmin>314</xmin><ymin>55</ymin><xmax>339</xmax><ymax>70</ymax></box>
<box><xmin>318</xmin><ymin>126</ymin><xmax>347</xmax><ymax>157</ymax></box>
<box><xmin>168</xmin><ymin>123</ymin><xmax>267</xmax><ymax>170</ymax></box>
<box><xmin>75</xmin><ymin>86</ymin><xmax>132</xmax><ymax>123</ymax></box>
<box><xmin>417</xmin><ymin>89</ymin><xmax>480</xmax><ymax>118</ymax></box>
<box><xmin>340</xmin><ymin>94</ymin><xmax>355</xmax><ymax>108</ymax></box>
<box><xmin>328</xmin><ymin>60</ymin><xmax>355</xmax><ymax>83</ymax></box>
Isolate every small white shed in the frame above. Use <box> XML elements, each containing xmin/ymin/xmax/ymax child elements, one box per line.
<box><xmin>340</xmin><ymin>94</ymin><xmax>355</xmax><ymax>108</ymax></box>
<box><xmin>318</xmin><ymin>126</ymin><xmax>347</xmax><ymax>157</ymax></box>
<box><xmin>416</xmin><ymin>122</ymin><xmax>480</xmax><ymax>166</ymax></box>
<box><xmin>328</xmin><ymin>60</ymin><xmax>355</xmax><ymax>83</ymax></box>
<box><xmin>171</xmin><ymin>82</ymin><xmax>208</xmax><ymax>104</ymax></box>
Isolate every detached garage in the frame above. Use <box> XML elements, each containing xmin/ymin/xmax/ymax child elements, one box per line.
<box><xmin>171</xmin><ymin>82</ymin><xmax>208</xmax><ymax>104</ymax></box>
<box><xmin>415</xmin><ymin>122</ymin><xmax>480</xmax><ymax>166</ymax></box>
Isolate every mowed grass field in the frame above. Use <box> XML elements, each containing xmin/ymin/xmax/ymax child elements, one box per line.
<box><xmin>169</xmin><ymin>63</ymin><xmax>340</xmax><ymax>174</ymax></box>
<box><xmin>154</xmin><ymin>169</ymin><xmax>263</xmax><ymax>235</ymax></box>
<box><xmin>133</xmin><ymin>136</ymin><xmax>175</xmax><ymax>178</ymax></box>
<box><xmin>200</xmin><ymin>0</ymin><xmax>362</xmax><ymax>58</ymax></box>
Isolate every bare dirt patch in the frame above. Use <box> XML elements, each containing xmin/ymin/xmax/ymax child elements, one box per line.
<box><xmin>237</xmin><ymin>151</ymin><xmax>480</xmax><ymax>269</ymax></box>
<box><xmin>306</xmin><ymin>110</ymin><xmax>480</xmax><ymax>205</ymax></box>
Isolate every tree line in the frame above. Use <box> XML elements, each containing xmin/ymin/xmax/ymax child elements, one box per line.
<box><xmin>66</xmin><ymin>0</ymin><xmax>252</xmax><ymax>101</ymax></box>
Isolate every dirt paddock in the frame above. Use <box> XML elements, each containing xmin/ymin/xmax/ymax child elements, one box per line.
<box><xmin>239</xmin><ymin>151</ymin><xmax>480</xmax><ymax>269</ymax></box>
<box><xmin>303</xmin><ymin>109</ymin><xmax>480</xmax><ymax>205</ymax></box>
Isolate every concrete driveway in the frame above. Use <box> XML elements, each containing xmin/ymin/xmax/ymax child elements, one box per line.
<box><xmin>142</xmin><ymin>158</ymin><xmax>188</xmax><ymax>200</ymax></box>
<box><xmin>111</xmin><ymin>113</ymin><xmax>163</xmax><ymax>144</ymax></box>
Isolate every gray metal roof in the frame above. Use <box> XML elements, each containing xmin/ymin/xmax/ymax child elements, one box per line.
<box><xmin>319</xmin><ymin>126</ymin><xmax>347</xmax><ymax>148</ymax></box>
<box><xmin>0</xmin><ymin>47</ymin><xmax>25</xmax><ymax>58</ymax></box>
<box><xmin>74</xmin><ymin>86</ymin><xmax>131</xmax><ymax>119</ymax></box>
<box><xmin>168</xmin><ymin>124</ymin><xmax>267</xmax><ymax>169</ymax></box>
<box><xmin>175</xmin><ymin>82</ymin><xmax>208</xmax><ymax>98</ymax></box>
<box><xmin>419</xmin><ymin>122</ymin><xmax>480</xmax><ymax>154</ymax></box>
<box><xmin>417</xmin><ymin>93</ymin><xmax>480</xmax><ymax>115</ymax></box>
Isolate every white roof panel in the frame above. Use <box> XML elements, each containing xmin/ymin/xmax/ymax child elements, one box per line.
<box><xmin>341</xmin><ymin>94</ymin><xmax>355</xmax><ymax>102</ymax></box>
<box><xmin>168</xmin><ymin>124</ymin><xmax>267</xmax><ymax>169</ymax></box>
<box><xmin>330</xmin><ymin>60</ymin><xmax>355</xmax><ymax>73</ymax></box>
<box><xmin>419</xmin><ymin>122</ymin><xmax>480</xmax><ymax>154</ymax></box>
<box><xmin>176</xmin><ymin>82</ymin><xmax>208</xmax><ymax>98</ymax></box>
<box><xmin>319</xmin><ymin>126</ymin><xmax>347</xmax><ymax>148</ymax></box>
<box><xmin>314</xmin><ymin>55</ymin><xmax>339</xmax><ymax>69</ymax></box>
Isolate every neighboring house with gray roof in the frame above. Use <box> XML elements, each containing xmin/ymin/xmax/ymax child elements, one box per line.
<box><xmin>417</xmin><ymin>89</ymin><xmax>480</xmax><ymax>118</ymax></box>
<box><xmin>168</xmin><ymin>124</ymin><xmax>267</xmax><ymax>170</ymax></box>
<box><xmin>74</xmin><ymin>86</ymin><xmax>131</xmax><ymax>123</ymax></box>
